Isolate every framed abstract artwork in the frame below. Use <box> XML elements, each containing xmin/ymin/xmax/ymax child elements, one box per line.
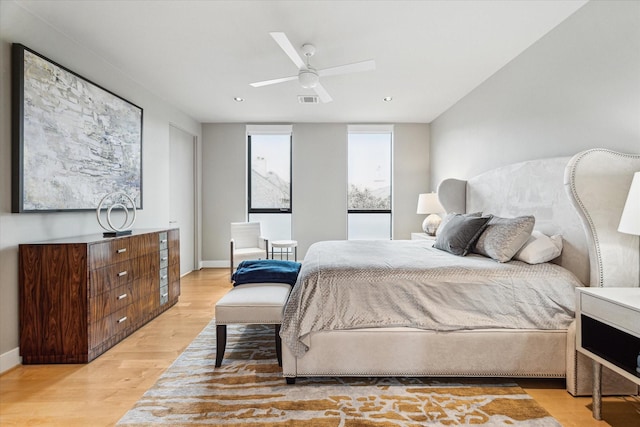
<box><xmin>11</xmin><ymin>43</ymin><xmax>143</xmax><ymax>212</ymax></box>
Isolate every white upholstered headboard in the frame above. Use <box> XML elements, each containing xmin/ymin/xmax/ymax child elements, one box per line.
<box><xmin>438</xmin><ymin>156</ymin><xmax>589</xmax><ymax>285</ymax></box>
<box><xmin>565</xmin><ymin>148</ymin><xmax>640</xmax><ymax>288</ymax></box>
<box><xmin>437</xmin><ymin>149</ymin><xmax>640</xmax><ymax>288</ymax></box>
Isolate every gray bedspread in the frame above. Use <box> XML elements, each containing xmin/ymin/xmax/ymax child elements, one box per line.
<box><xmin>281</xmin><ymin>240</ymin><xmax>582</xmax><ymax>357</ymax></box>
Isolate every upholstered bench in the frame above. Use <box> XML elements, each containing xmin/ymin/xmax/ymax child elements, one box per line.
<box><xmin>214</xmin><ymin>282</ymin><xmax>292</xmax><ymax>367</ymax></box>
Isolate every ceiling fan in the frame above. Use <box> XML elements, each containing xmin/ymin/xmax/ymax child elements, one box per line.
<box><xmin>250</xmin><ymin>32</ymin><xmax>376</xmax><ymax>103</ymax></box>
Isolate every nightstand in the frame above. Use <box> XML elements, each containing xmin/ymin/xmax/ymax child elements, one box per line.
<box><xmin>576</xmin><ymin>287</ymin><xmax>640</xmax><ymax>420</ymax></box>
<box><xmin>411</xmin><ymin>232</ymin><xmax>436</xmax><ymax>241</ymax></box>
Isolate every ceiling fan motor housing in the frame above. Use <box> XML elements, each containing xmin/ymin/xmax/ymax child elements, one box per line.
<box><xmin>298</xmin><ymin>68</ymin><xmax>319</xmax><ymax>88</ymax></box>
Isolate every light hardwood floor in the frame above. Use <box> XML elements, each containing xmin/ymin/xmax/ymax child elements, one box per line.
<box><xmin>1</xmin><ymin>268</ymin><xmax>638</xmax><ymax>426</ymax></box>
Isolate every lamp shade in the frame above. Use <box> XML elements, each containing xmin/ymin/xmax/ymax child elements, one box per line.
<box><xmin>417</xmin><ymin>193</ymin><xmax>444</xmax><ymax>214</ymax></box>
<box><xmin>618</xmin><ymin>171</ymin><xmax>640</xmax><ymax>235</ymax></box>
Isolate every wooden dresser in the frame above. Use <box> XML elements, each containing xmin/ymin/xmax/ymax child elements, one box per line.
<box><xmin>19</xmin><ymin>228</ymin><xmax>180</xmax><ymax>364</ymax></box>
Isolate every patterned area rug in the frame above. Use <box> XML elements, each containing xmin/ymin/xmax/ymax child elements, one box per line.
<box><xmin>117</xmin><ymin>321</ymin><xmax>561</xmax><ymax>426</ymax></box>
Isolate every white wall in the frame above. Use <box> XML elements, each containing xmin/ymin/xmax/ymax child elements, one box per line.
<box><xmin>393</xmin><ymin>124</ymin><xmax>432</xmax><ymax>239</ymax></box>
<box><xmin>0</xmin><ymin>1</ymin><xmax>202</xmax><ymax>372</ymax></box>
<box><xmin>430</xmin><ymin>0</ymin><xmax>640</xmax><ymax>186</ymax></box>
<box><xmin>292</xmin><ymin>124</ymin><xmax>348</xmax><ymax>255</ymax></box>
<box><xmin>201</xmin><ymin>124</ymin><xmax>247</xmax><ymax>265</ymax></box>
<box><xmin>201</xmin><ymin>122</ymin><xmax>430</xmax><ymax>263</ymax></box>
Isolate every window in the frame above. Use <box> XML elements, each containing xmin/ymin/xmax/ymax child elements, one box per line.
<box><xmin>347</xmin><ymin>125</ymin><xmax>393</xmax><ymax>240</ymax></box>
<box><xmin>247</xmin><ymin>125</ymin><xmax>292</xmax><ymax>241</ymax></box>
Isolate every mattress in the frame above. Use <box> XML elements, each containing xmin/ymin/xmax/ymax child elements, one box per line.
<box><xmin>281</xmin><ymin>240</ymin><xmax>582</xmax><ymax>357</ymax></box>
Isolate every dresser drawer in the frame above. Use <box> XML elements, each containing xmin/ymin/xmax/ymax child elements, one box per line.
<box><xmin>581</xmin><ymin>292</ymin><xmax>640</xmax><ymax>337</ymax></box>
<box><xmin>159</xmin><ymin>249</ymin><xmax>169</xmax><ymax>269</ymax></box>
<box><xmin>89</xmin><ymin>307</ymin><xmax>129</xmax><ymax>349</ymax></box>
<box><xmin>129</xmin><ymin>289</ymin><xmax>156</xmax><ymax>321</ymax></box>
<box><xmin>160</xmin><ymin>284</ymin><xmax>169</xmax><ymax>305</ymax></box>
<box><xmin>159</xmin><ymin>268</ymin><xmax>169</xmax><ymax>287</ymax></box>
<box><xmin>89</xmin><ymin>254</ymin><xmax>158</xmax><ymax>294</ymax></box>
<box><xmin>89</xmin><ymin>234</ymin><xmax>159</xmax><ymax>270</ymax></box>
<box><xmin>89</xmin><ymin>284</ymin><xmax>132</xmax><ymax>321</ymax></box>
<box><xmin>159</xmin><ymin>231</ymin><xmax>168</xmax><ymax>250</ymax></box>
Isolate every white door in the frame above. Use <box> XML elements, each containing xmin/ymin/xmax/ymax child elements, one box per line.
<box><xmin>169</xmin><ymin>125</ymin><xmax>196</xmax><ymax>275</ymax></box>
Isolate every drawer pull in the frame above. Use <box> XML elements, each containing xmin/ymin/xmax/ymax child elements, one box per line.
<box><xmin>160</xmin><ymin>239</ymin><xmax>168</xmax><ymax>243</ymax></box>
<box><xmin>161</xmin><ymin>275</ymin><xmax>168</xmax><ymax>280</ymax></box>
<box><xmin>117</xmin><ymin>293</ymin><xmax>128</xmax><ymax>300</ymax></box>
<box><xmin>161</xmin><ymin>293</ymin><xmax>169</xmax><ymax>298</ymax></box>
<box><xmin>117</xmin><ymin>271</ymin><xmax>128</xmax><ymax>277</ymax></box>
<box><xmin>161</xmin><ymin>257</ymin><xmax>168</xmax><ymax>261</ymax></box>
<box><xmin>117</xmin><ymin>248</ymin><xmax>127</xmax><ymax>254</ymax></box>
<box><xmin>117</xmin><ymin>316</ymin><xmax>128</xmax><ymax>324</ymax></box>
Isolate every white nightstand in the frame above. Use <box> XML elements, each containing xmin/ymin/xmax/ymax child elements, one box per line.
<box><xmin>576</xmin><ymin>287</ymin><xmax>640</xmax><ymax>420</ymax></box>
<box><xmin>411</xmin><ymin>232</ymin><xmax>436</xmax><ymax>241</ymax></box>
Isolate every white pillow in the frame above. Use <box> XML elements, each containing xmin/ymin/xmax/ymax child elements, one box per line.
<box><xmin>514</xmin><ymin>231</ymin><xmax>563</xmax><ymax>264</ymax></box>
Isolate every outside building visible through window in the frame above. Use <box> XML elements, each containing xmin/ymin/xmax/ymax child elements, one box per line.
<box><xmin>248</xmin><ymin>132</ymin><xmax>292</xmax><ymax>241</ymax></box>
<box><xmin>249</xmin><ymin>135</ymin><xmax>291</xmax><ymax>210</ymax></box>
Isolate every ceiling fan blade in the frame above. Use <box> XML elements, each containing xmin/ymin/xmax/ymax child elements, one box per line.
<box><xmin>249</xmin><ymin>75</ymin><xmax>297</xmax><ymax>88</ymax></box>
<box><xmin>313</xmin><ymin>83</ymin><xmax>333</xmax><ymax>103</ymax></box>
<box><xmin>318</xmin><ymin>59</ymin><xmax>376</xmax><ymax>77</ymax></box>
<box><xmin>270</xmin><ymin>32</ymin><xmax>306</xmax><ymax>69</ymax></box>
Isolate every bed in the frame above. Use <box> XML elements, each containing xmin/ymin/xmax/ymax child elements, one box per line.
<box><xmin>280</xmin><ymin>148</ymin><xmax>640</xmax><ymax>395</ymax></box>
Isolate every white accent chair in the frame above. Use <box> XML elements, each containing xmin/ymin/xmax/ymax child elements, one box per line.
<box><xmin>230</xmin><ymin>222</ymin><xmax>269</xmax><ymax>279</ymax></box>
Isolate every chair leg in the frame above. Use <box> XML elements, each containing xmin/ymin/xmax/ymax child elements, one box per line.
<box><xmin>215</xmin><ymin>324</ymin><xmax>227</xmax><ymax>367</ymax></box>
<box><xmin>275</xmin><ymin>324</ymin><xmax>282</xmax><ymax>367</ymax></box>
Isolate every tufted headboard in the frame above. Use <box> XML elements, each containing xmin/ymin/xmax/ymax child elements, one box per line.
<box><xmin>438</xmin><ymin>156</ymin><xmax>589</xmax><ymax>285</ymax></box>
<box><xmin>565</xmin><ymin>148</ymin><xmax>640</xmax><ymax>288</ymax></box>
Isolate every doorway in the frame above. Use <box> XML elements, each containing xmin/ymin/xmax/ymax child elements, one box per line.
<box><xmin>169</xmin><ymin>125</ymin><xmax>197</xmax><ymax>275</ymax></box>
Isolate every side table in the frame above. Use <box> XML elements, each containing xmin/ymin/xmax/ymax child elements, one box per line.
<box><xmin>576</xmin><ymin>287</ymin><xmax>640</xmax><ymax>420</ymax></box>
<box><xmin>271</xmin><ymin>240</ymin><xmax>298</xmax><ymax>261</ymax></box>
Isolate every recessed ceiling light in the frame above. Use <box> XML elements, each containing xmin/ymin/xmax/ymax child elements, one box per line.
<box><xmin>383</xmin><ymin>96</ymin><xmax>393</xmax><ymax>102</ymax></box>
<box><xmin>234</xmin><ymin>97</ymin><xmax>244</xmax><ymax>102</ymax></box>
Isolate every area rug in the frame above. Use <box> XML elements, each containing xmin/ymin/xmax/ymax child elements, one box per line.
<box><xmin>117</xmin><ymin>321</ymin><xmax>561</xmax><ymax>426</ymax></box>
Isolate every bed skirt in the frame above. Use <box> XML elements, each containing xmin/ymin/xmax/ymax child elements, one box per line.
<box><xmin>283</xmin><ymin>321</ymin><xmax>638</xmax><ymax>396</ymax></box>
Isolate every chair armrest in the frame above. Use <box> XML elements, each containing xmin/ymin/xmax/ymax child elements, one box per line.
<box><xmin>258</xmin><ymin>237</ymin><xmax>268</xmax><ymax>251</ymax></box>
<box><xmin>258</xmin><ymin>237</ymin><xmax>269</xmax><ymax>259</ymax></box>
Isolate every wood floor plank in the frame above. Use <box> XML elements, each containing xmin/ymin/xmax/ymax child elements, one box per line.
<box><xmin>1</xmin><ymin>268</ymin><xmax>638</xmax><ymax>426</ymax></box>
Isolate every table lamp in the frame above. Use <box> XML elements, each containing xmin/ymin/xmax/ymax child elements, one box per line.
<box><xmin>618</xmin><ymin>171</ymin><xmax>640</xmax><ymax>290</ymax></box>
<box><xmin>417</xmin><ymin>193</ymin><xmax>444</xmax><ymax>235</ymax></box>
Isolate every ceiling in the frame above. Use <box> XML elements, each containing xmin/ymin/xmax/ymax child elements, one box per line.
<box><xmin>15</xmin><ymin>0</ymin><xmax>587</xmax><ymax>123</ymax></box>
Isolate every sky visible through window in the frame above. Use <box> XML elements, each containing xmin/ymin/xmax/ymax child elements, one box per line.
<box><xmin>250</xmin><ymin>134</ymin><xmax>290</xmax><ymax>210</ymax></box>
<box><xmin>348</xmin><ymin>131</ymin><xmax>392</xmax><ymax>240</ymax></box>
<box><xmin>348</xmin><ymin>132</ymin><xmax>391</xmax><ymax>210</ymax></box>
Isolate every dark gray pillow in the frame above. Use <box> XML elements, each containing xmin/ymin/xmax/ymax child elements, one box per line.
<box><xmin>474</xmin><ymin>215</ymin><xmax>535</xmax><ymax>262</ymax></box>
<box><xmin>436</xmin><ymin>212</ymin><xmax>482</xmax><ymax>237</ymax></box>
<box><xmin>434</xmin><ymin>214</ymin><xmax>492</xmax><ymax>256</ymax></box>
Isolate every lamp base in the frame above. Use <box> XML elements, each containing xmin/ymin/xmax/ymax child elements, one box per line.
<box><xmin>103</xmin><ymin>230</ymin><xmax>133</xmax><ymax>238</ymax></box>
<box><xmin>422</xmin><ymin>214</ymin><xmax>442</xmax><ymax>236</ymax></box>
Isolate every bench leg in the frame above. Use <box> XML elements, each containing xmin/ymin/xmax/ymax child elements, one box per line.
<box><xmin>215</xmin><ymin>324</ymin><xmax>227</xmax><ymax>367</ymax></box>
<box><xmin>286</xmin><ymin>377</ymin><xmax>296</xmax><ymax>385</ymax></box>
<box><xmin>275</xmin><ymin>324</ymin><xmax>282</xmax><ymax>367</ymax></box>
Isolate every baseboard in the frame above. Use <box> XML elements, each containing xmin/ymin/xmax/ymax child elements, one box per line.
<box><xmin>201</xmin><ymin>260</ymin><xmax>230</xmax><ymax>268</ymax></box>
<box><xmin>0</xmin><ymin>347</ymin><xmax>21</xmax><ymax>374</ymax></box>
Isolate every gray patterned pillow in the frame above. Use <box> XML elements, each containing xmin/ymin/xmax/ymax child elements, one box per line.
<box><xmin>433</xmin><ymin>214</ymin><xmax>492</xmax><ymax>256</ymax></box>
<box><xmin>474</xmin><ymin>215</ymin><xmax>535</xmax><ymax>262</ymax></box>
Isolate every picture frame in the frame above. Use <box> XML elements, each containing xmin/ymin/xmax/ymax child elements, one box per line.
<box><xmin>11</xmin><ymin>43</ymin><xmax>143</xmax><ymax>213</ymax></box>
